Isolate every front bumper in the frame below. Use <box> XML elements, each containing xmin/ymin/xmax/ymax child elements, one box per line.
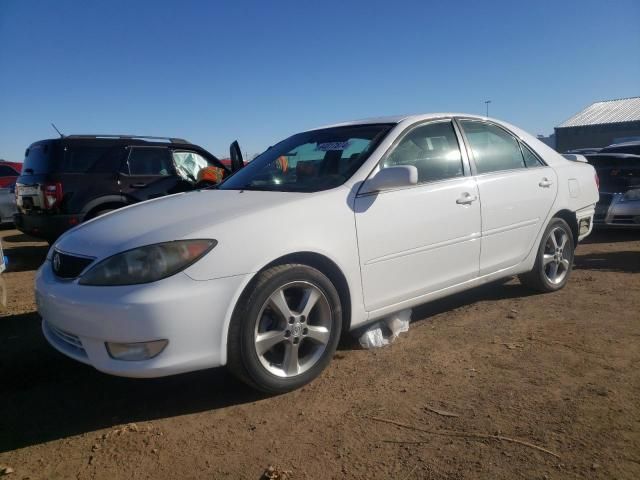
<box><xmin>36</xmin><ymin>261</ymin><xmax>249</xmax><ymax>377</ymax></box>
<box><xmin>594</xmin><ymin>193</ymin><xmax>640</xmax><ymax>228</ymax></box>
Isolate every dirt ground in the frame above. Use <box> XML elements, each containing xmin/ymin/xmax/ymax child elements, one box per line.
<box><xmin>0</xmin><ymin>227</ymin><xmax>638</xmax><ymax>480</ymax></box>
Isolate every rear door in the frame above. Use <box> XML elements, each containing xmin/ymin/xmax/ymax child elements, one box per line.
<box><xmin>457</xmin><ymin>119</ymin><xmax>558</xmax><ymax>275</ymax></box>
<box><xmin>120</xmin><ymin>146</ymin><xmax>183</xmax><ymax>201</ymax></box>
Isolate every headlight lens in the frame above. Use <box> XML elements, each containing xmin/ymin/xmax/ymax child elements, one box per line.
<box><xmin>79</xmin><ymin>239</ymin><xmax>216</xmax><ymax>286</ymax></box>
<box><xmin>622</xmin><ymin>188</ymin><xmax>640</xmax><ymax>202</ymax></box>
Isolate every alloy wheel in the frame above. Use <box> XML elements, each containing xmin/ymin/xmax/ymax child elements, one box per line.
<box><xmin>253</xmin><ymin>281</ymin><xmax>332</xmax><ymax>378</ymax></box>
<box><xmin>542</xmin><ymin>226</ymin><xmax>572</xmax><ymax>285</ymax></box>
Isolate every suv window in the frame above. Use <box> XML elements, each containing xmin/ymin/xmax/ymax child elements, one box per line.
<box><xmin>460</xmin><ymin>121</ymin><xmax>525</xmax><ymax>174</ymax></box>
<box><xmin>382</xmin><ymin>121</ymin><xmax>463</xmax><ymax>183</ymax></box>
<box><xmin>63</xmin><ymin>146</ymin><xmax>124</xmax><ymax>173</ymax></box>
<box><xmin>127</xmin><ymin>148</ymin><xmax>173</xmax><ymax>176</ymax></box>
<box><xmin>173</xmin><ymin>151</ymin><xmax>211</xmax><ymax>182</ymax></box>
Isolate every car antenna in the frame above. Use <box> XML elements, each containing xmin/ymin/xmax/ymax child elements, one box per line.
<box><xmin>51</xmin><ymin>123</ymin><xmax>65</xmax><ymax>138</ymax></box>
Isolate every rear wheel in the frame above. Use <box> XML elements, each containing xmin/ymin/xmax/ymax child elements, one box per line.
<box><xmin>227</xmin><ymin>264</ymin><xmax>342</xmax><ymax>393</ymax></box>
<box><xmin>519</xmin><ymin>218</ymin><xmax>575</xmax><ymax>292</ymax></box>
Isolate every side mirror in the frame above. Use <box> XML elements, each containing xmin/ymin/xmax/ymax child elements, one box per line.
<box><xmin>230</xmin><ymin>140</ymin><xmax>244</xmax><ymax>172</ymax></box>
<box><xmin>361</xmin><ymin>165</ymin><xmax>418</xmax><ymax>194</ymax></box>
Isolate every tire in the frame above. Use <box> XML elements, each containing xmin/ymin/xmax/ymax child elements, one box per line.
<box><xmin>519</xmin><ymin>218</ymin><xmax>575</xmax><ymax>292</ymax></box>
<box><xmin>227</xmin><ymin>264</ymin><xmax>342</xmax><ymax>394</ymax></box>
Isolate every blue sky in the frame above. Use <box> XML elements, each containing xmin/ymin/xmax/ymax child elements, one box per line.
<box><xmin>1</xmin><ymin>0</ymin><xmax>638</xmax><ymax>161</ymax></box>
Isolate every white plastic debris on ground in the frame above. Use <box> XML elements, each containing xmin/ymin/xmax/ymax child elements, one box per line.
<box><xmin>358</xmin><ymin>309</ymin><xmax>411</xmax><ymax>349</ymax></box>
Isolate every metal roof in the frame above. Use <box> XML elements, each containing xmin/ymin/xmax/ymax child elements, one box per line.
<box><xmin>557</xmin><ymin>96</ymin><xmax>640</xmax><ymax>128</ymax></box>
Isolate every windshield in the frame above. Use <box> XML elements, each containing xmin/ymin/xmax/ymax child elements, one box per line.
<box><xmin>219</xmin><ymin>124</ymin><xmax>393</xmax><ymax>192</ymax></box>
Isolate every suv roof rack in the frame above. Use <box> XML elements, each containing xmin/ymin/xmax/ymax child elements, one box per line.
<box><xmin>64</xmin><ymin>134</ymin><xmax>191</xmax><ymax>144</ymax></box>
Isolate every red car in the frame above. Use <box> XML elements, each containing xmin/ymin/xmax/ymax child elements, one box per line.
<box><xmin>0</xmin><ymin>161</ymin><xmax>22</xmax><ymax>188</ymax></box>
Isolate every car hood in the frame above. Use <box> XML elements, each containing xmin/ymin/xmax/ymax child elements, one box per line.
<box><xmin>54</xmin><ymin>189</ymin><xmax>306</xmax><ymax>258</ymax></box>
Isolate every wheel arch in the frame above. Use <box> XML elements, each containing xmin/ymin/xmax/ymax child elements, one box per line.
<box><xmin>552</xmin><ymin>209</ymin><xmax>579</xmax><ymax>246</ymax></box>
<box><xmin>250</xmin><ymin>251</ymin><xmax>353</xmax><ymax>334</ymax></box>
<box><xmin>81</xmin><ymin>195</ymin><xmax>130</xmax><ymax>220</ymax></box>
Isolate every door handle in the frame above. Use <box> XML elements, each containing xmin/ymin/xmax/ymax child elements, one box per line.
<box><xmin>130</xmin><ymin>182</ymin><xmax>147</xmax><ymax>188</ymax></box>
<box><xmin>456</xmin><ymin>192</ymin><xmax>478</xmax><ymax>205</ymax></box>
<box><xmin>539</xmin><ymin>178</ymin><xmax>553</xmax><ymax>188</ymax></box>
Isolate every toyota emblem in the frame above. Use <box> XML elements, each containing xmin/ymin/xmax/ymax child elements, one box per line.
<box><xmin>53</xmin><ymin>253</ymin><xmax>61</xmax><ymax>272</ymax></box>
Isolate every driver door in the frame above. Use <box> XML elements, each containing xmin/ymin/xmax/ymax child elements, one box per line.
<box><xmin>355</xmin><ymin>120</ymin><xmax>482</xmax><ymax>311</ymax></box>
<box><xmin>120</xmin><ymin>146</ymin><xmax>182</xmax><ymax>201</ymax></box>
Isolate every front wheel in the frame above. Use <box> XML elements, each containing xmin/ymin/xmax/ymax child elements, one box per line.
<box><xmin>227</xmin><ymin>264</ymin><xmax>342</xmax><ymax>393</ymax></box>
<box><xmin>519</xmin><ymin>218</ymin><xmax>575</xmax><ymax>292</ymax></box>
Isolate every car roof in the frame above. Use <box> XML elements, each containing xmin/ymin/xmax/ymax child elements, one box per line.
<box><xmin>29</xmin><ymin>136</ymin><xmax>213</xmax><ymax>154</ymax></box>
<box><xmin>26</xmin><ymin>136</ymin><xmax>223</xmax><ymax>164</ymax></box>
<box><xmin>310</xmin><ymin>113</ymin><xmax>491</xmax><ymax>130</ymax></box>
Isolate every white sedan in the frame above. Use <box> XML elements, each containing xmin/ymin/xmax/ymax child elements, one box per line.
<box><xmin>36</xmin><ymin>114</ymin><xmax>599</xmax><ymax>393</ymax></box>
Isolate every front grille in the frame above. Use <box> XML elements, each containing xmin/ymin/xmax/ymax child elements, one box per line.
<box><xmin>44</xmin><ymin>321</ymin><xmax>87</xmax><ymax>358</ymax></box>
<box><xmin>52</xmin><ymin>251</ymin><xmax>94</xmax><ymax>278</ymax></box>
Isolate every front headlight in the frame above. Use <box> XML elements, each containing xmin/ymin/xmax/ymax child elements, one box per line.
<box><xmin>79</xmin><ymin>239</ymin><xmax>216</xmax><ymax>286</ymax></box>
<box><xmin>622</xmin><ymin>188</ymin><xmax>640</xmax><ymax>202</ymax></box>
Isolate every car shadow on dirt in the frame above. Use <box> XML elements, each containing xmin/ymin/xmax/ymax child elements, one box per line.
<box><xmin>575</xmin><ymin>251</ymin><xmax>640</xmax><ymax>274</ymax></box>
<box><xmin>1</xmin><ymin>278</ymin><xmax>543</xmax><ymax>453</ymax></box>
<box><xmin>2</xmin><ymin>233</ymin><xmax>44</xmax><ymax>244</ymax></box>
<box><xmin>340</xmin><ymin>279</ymin><xmax>540</xmax><ymax>351</ymax></box>
<box><xmin>0</xmin><ymin>311</ymin><xmax>266</xmax><ymax>453</ymax></box>
<box><xmin>582</xmin><ymin>229</ymin><xmax>640</xmax><ymax>244</ymax></box>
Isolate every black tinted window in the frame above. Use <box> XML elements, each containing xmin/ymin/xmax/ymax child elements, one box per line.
<box><xmin>460</xmin><ymin>121</ymin><xmax>525</xmax><ymax>174</ymax></box>
<box><xmin>23</xmin><ymin>142</ymin><xmax>59</xmax><ymax>174</ymax></box>
<box><xmin>382</xmin><ymin>121</ymin><xmax>463</xmax><ymax>183</ymax></box>
<box><xmin>127</xmin><ymin>148</ymin><xmax>173</xmax><ymax>176</ymax></box>
<box><xmin>63</xmin><ymin>146</ymin><xmax>124</xmax><ymax>173</ymax></box>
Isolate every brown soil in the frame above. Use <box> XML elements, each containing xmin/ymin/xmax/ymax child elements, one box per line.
<box><xmin>0</xmin><ymin>227</ymin><xmax>639</xmax><ymax>479</ymax></box>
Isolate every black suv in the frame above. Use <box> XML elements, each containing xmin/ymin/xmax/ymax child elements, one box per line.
<box><xmin>15</xmin><ymin>135</ymin><xmax>243</xmax><ymax>242</ymax></box>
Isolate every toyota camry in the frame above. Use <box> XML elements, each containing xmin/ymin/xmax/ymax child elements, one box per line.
<box><xmin>36</xmin><ymin>114</ymin><xmax>599</xmax><ymax>393</ymax></box>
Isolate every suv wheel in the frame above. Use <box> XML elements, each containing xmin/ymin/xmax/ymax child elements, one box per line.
<box><xmin>227</xmin><ymin>264</ymin><xmax>342</xmax><ymax>393</ymax></box>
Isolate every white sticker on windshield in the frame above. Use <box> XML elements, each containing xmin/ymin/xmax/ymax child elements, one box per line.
<box><xmin>315</xmin><ymin>141</ymin><xmax>351</xmax><ymax>151</ymax></box>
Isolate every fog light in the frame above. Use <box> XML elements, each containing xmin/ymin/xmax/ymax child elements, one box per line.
<box><xmin>106</xmin><ymin>340</ymin><xmax>168</xmax><ymax>361</ymax></box>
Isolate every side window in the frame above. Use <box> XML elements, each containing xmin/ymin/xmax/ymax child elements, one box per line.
<box><xmin>460</xmin><ymin>121</ymin><xmax>525</xmax><ymax>174</ymax></box>
<box><xmin>382</xmin><ymin>121</ymin><xmax>464</xmax><ymax>183</ymax></box>
<box><xmin>172</xmin><ymin>151</ymin><xmax>215</xmax><ymax>182</ymax></box>
<box><xmin>64</xmin><ymin>146</ymin><xmax>124</xmax><ymax>173</ymax></box>
<box><xmin>127</xmin><ymin>148</ymin><xmax>172</xmax><ymax>176</ymax></box>
<box><xmin>521</xmin><ymin>143</ymin><xmax>544</xmax><ymax>168</ymax></box>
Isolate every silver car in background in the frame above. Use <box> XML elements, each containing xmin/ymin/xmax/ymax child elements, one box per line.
<box><xmin>587</xmin><ymin>153</ymin><xmax>640</xmax><ymax>228</ymax></box>
<box><xmin>0</xmin><ymin>186</ymin><xmax>17</xmax><ymax>226</ymax></box>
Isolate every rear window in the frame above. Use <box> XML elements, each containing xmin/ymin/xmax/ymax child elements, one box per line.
<box><xmin>23</xmin><ymin>142</ymin><xmax>59</xmax><ymax>174</ymax></box>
